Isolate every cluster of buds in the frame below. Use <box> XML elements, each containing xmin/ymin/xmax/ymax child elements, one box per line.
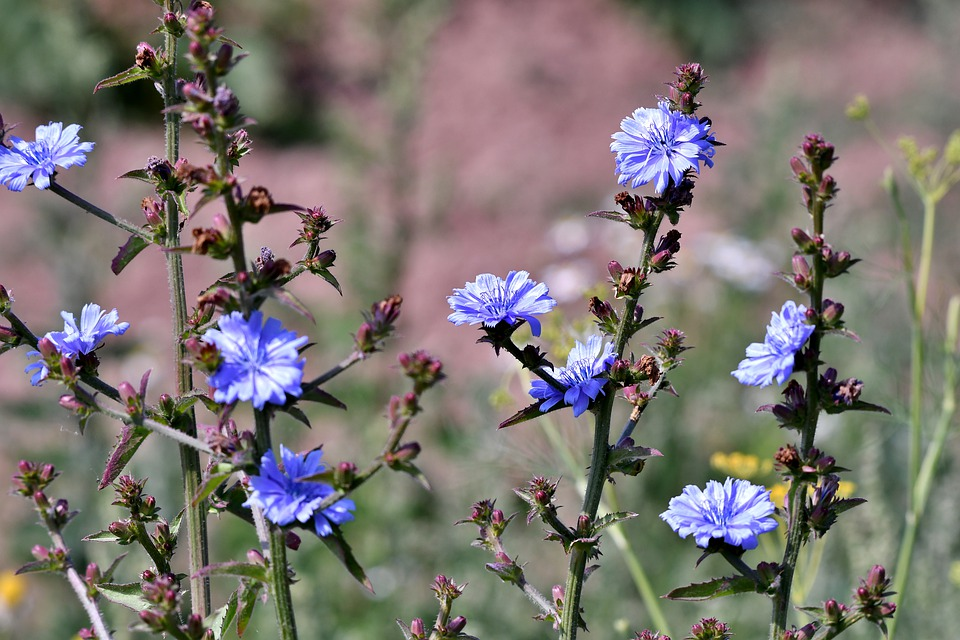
<box><xmin>355</xmin><ymin>294</ymin><xmax>403</xmax><ymax>355</ymax></box>
<box><xmin>191</xmin><ymin>287</ymin><xmax>235</xmax><ymax>326</ymax></box>
<box><xmin>607</xmin><ymin>178</ymin><xmax>697</xmax><ymax>230</ymax></box>
<box><xmin>140</xmin><ymin>197</ymin><xmax>167</xmax><ymax>239</ymax></box>
<box><xmin>251</xmin><ymin>246</ymin><xmax>292</xmax><ymax>285</ymax></box>
<box><xmin>137</xmin><ymin>570</ymin><xmax>208</xmax><ymax>638</ymax></box>
<box><xmin>112</xmin><ymin>475</ymin><xmax>161</xmax><ymax>521</ymax></box>
<box><xmin>292</xmin><ymin>206</ymin><xmax>339</xmax><ymax>247</ymax></box>
<box><xmin>688</xmin><ymin>617</ymin><xmax>732</xmax><ymax>640</ymax></box>
<box><xmin>12</xmin><ymin>460</ymin><xmax>58</xmax><ymax>497</ymax></box>
<box><xmin>134</xmin><ymin>42</ymin><xmax>165</xmax><ymax>79</ymax></box>
<box><xmin>633</xmin><ymin>631</ymin><xmax>671</xmax><ymax>640</ymax></box>
<box><xmin>514</xmin><ymin>476</ymin><xmax>560</xmax><ymax>525</ymax></box>
<box><xmin>853</xmin><ymin>565</ymin><xmax>896</xmax><ymax>625</ymax></box>
<box><xmin>457</xmin><ymin>499</ymin><xmax>513</xmax><ymax>553</ymax></box>
<box><xmin>608</xmin><ymin>261</ymin><xmax>649</xmax><ymax>298</ymax></box>
<box><xmin>790</xmin><ymin>134</ymin><xmax>838</xmax><ymax>212</ymax></box>
<box><xmin>655</xmin><ymin>328</ymin><xmax>689</xmax><ymax>364</ymax></box>
<box><xmin>29</xmin><ymin>545</ymin><xmax>69</xmax><ymax>572</ymax></box>
<box><xmin>409</xmin><ymin>575</ymin><xmax>468</xmax><ymax>639</ymax></box>
<box><xmin>666</xmin><ymin>62</ymin><xmax>707</xmax><ymax>115</ymax></box>
<box><xmin>782</xmin><ymin>622</ymin><xmax>819</xmax><ymax>640</ymax></box>
<box><xmin>398</xmin><ymin>350</ymin><xmax>445</xmax><ymax>395</ymax></box>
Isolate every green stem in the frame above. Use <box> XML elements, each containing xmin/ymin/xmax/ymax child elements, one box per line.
<box><xmin>559</xmin><ymin>211</ymin><xmax>665</xmax><ymax>640</ymax></box>
<box><xmin>268</xmin><ymin>524</ymin><xmax>299</xmax><ymax>640</ymax></box>
<box><xmin>772</xmin><ymin>184</ymin><xmax>827</xmax><ymax>639</ymax></box>
<box><xmin>95</xmin><ymin>403</ymin><xmax>213</xmax><ymax>454</ymax></box>
<box><xmin>160</xmin><ymin>6</ymin><xmax>210</xmax><ymax>616</ymax></box>
<box><xmin>887</xmin><ymin>297</ymin><xmax>959</xmax><ymax>640</ymax></box>
<box><xmin>47</xmin><ymin>182</ymin><xmax>152</xmax><ymax>242</ymax></box>
<box><xmin>131</xmin><ymin>519</ymin><xmax>171</xmax><ymax>575</ymax></box>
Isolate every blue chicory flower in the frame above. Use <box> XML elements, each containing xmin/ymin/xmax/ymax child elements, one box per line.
<box><xmin>0</xmin><ymin>122</ymin><xmax>95</xmax><ymax>191</ymax></box>
<box><xmin>24</xmin><ymin>303</ymin><xmax>130</xmax><ymax>386</ymax></box>
<box><xmin>660</xmin><ymin>477</ymin><xmax>778</xmax><ymax>550</ymax></box>
<box><xmin>203</xmin><ymin>310</ymin><xmax>308</xmax><ymax>409</ymax></box>
<box><xmin>243</xmin><ymin>445</ymin><xmax>355</xmax><ymax>537</ymax></box>
<box><xmin>611</xmin><ymin>102</ymin><xmax>715</xmax><ymax>194</ymax></box>
<box><xmin>732</xmin><ymin>301</ymin><xmax>814</xmax><ymax>387</ymax></box>
<box><xmin>529</xmin><ymin>335</ymin><xmax>615</xmax><ymax>417</ymax></box>
<box><xmin>447</xmin><ymin>270</ymin><xmax>557</xmax><ymax>337</ymax></box>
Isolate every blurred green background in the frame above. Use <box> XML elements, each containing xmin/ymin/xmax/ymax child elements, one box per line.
<box><xmin>1</xmin><ymin>0</ymin><xmax>958</xmax><ymax>638</ymax></box>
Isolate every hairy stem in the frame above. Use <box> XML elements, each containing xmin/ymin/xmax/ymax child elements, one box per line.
<box><xmin>48</xmin><ymin>182</ymin><xmax>152</xmax><ymax>242</ymax></box>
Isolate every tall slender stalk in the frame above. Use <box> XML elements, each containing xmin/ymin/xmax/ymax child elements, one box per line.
<box><xmin>160</xmin><ymin>3</ymin><xmax>210</xmax><ymax>616</ymax></box>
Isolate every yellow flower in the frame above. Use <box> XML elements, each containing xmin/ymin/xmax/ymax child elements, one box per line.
<box><xmin>768</xmin><ymin>483</ymin><xmax>789</xmax><ymax>510</ymax></box>
<box><xmin>0</xmin><ymin>571</ymin><xmax>26</xmax><ymax>609</ymax></box>
<box><xmin>709</xmin><ymin>451</ymin><xmax>773</xmax><ymax>480</ymax></box>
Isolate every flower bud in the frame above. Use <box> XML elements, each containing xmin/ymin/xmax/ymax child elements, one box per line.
<box><xmin>446</xmin><ymin>616</ymin><xmax>467</xmax><ymax>634</ymax></box>
<box><xmin>285</xmin><ymin>531</ymin><xmax>301</xmax><ymax>551</ymax></box>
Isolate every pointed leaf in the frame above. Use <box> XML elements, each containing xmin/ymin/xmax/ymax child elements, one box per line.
<box><xmin>259</xmin><ymin>287</ymin><xmax>316</xmax><ymax>322</ymax></box>
<box><xmin>499</xmin><ymin>401</ymin><xmax>558</xmax><ymax>429</ymax></box>
<box><xmin>833</xmin><ymin>497</ymin><xmax>868</xmax><ymax>516</ymax></box>
<box><xmin>96</xmin><ymin>582</ymin><xmax>152</xmax><ymax>611</ymax></box>
<box><xmin>206</xmin><ymin>590</ymin><xmax>239</xmax><ymax>640</ymax></box>
<box><xmin>112</xmin><ymin>234</ymin><xmax>151</xmax><ymax>275</ymax></box>
<box><xmin>100</xmin><ymin>553</ymin><xmax>128</xmax><ymax>583</ymax></box>
<box><xmin>824</xmin><ymin>327</ymin><xmax>861</xmax><ymax>342</ymax></box>
<box><xmin>193</xmin><ymin>470</ymin><xmax>235</xmax><ymax>507</ymax></box>
<box><xmin>99</xmin><ymin>425</ymin><xmax>151</xmax><ymax>489</ymax></box>
<box><xmin>117</xmin><ymin>168</ymin><xmax>152</xmax><ymax>182</ymax></box>
<box><xmin>15</xmin><ymin>560</ymin><xmax>58</xmax><ymax>575</ymax></box>
<box><xmin>664</xmin><ymin>575</ymin><xmax>757</xmax><ymax>601</ymax></box>
<box><xmin>280</xmin><ymin>405</ymin><xmax>312</xmax><ymax>428</ymax></box>
<box><xmin>823</xmin><ymin>400</ymin><xmax>891</xmax><ymax>415</ymax></box>
<box><xmin>308</xmin><ymin>267</ymin><xmax>341</xmax><ymax>295</ymax></box>
<box><xmin>236</xmin><ymin>582</ymin><xmax>262</xmax><ymax>637</ymax></box>
<box><xmin>169</xmin><ymin>510</ymin><xmax>184</xmax><ymax>540</ymax></box>
<box><xmin>587</xmin><ymin>210</ymin><xmax>629</xmax><ymax>222</ymax></box>
<box><xmin>390</xmin><ymin>460</ymin><xmax>431</xmax><ymax>490</ymax></box>
<box><xmin>94</xmin><ymin>65</ymin><xmax>151</xmax><ymax>93</ymax></box>
<box><xmin>592</xmin><ymin>511</ymin><xmax>639</xmax><ymax>532</ymax></box>
<box><xmin>195</xmin><ymin>561</ymin><xmax>268</xmax><ymax>584</ymax></box>
<box><xmin>318</xmin><ymin>526</ymin><xmax>374</xmax><ymax>593</ymax></box>
<box><xmin>300</xmin><ymin>387</ymin><xmax>347</xmax><ymax>410</ymax></box>
<box><xmin>83</xmin><ymin>530</ymin><xmax>123</xmax><ymax>543</ymax></box>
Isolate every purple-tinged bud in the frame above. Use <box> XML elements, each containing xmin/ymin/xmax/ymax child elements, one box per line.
<box><xmin>819</xmin><ymin>175</ymin><xmax>838</xmax><ymax>199</ymax></box>
<box><xmin>790</xmin><ymin>156</ymin><xmax>809</xmax><ymax>181</ymax></box>
<box><xmin>162</xmin><ymin>12</ymin><xmax>184</xmax><ymax>37</ymax></box>
<box><xmin>32</xmin><ymin>544</ymin><xmax>50</xmax><ymax>561</ymax></box>
<box><xmin>86</xmin><ymin>562</ymin><xmax>101</xmax><ymax>584</ymax></box>
<box><xmin>246</xmin><ymin>549</ymin><xmax>265</xmax><ymax>566</ymax></box>
<box><xmin>285</xmin><ymin>531</ymin><xmax>301</xmax><ymax>551</ymax></box>
<box><xmin>59</xmin><ymin>394</ymin><xmax>85</xmax><ymax>412</ymax></box>
<box><xmin>447</xmin><ymin>616</ymin><xmax>467</xmax><ymax>634</ymax></box>
<box><xmin>386</xmin><ymin>442</ymin><xmax>421</xmax><ymax>466</ymax></box>
<box><xmin>792</xmin><ymin>255</ymin><xmax>811</xmax><ymax>290</ymax></box>
<box><xmin>791</xmin><ymin>228</ymin><xmax>816</xmax><ymax>253</ymax></box>
<box><xmin>188</xmin><ymin>40</ymin><xmax>205</xmax><ymax>60</ymax></box>
<box><xmin>33</xmin><ymin>491</ymin><xmax>50</xmax><ymax>510</ymax></box>
<box><xmin>52</xmin><ymin>498</ymin><xmax>72</xmax><ymax>526</ymax></box>
<box><xmin>649</xmin><ymin>249</ymin><xmax>674</xmax><ymax>272</ymax></box>
<box><xmin>410</xmin><ymin>618</ymin><xmax>426</xmax><ymax>637</ymax></box>
<box><xmin>37</xmin><ymin>337</ymin><xmax>58</xmax><ymax>359</ymax></box>
<box><xmin>119</xmin><ymin>381</ymin><xmax>138</xmax><ymax>405</ymax></box>
<box><xmin>185</xmin><ymin>613</ymin><xmax>205</xmax><ymax>639</ymax></box>
<box><xmin>214</xmin><ymin>44</ymin><xmax>234</xmax><ymax>74</ymax></box>
<box><xmin>135</xmin><ymin>42</ymin><xmax>157</xmax><ymax>71</ymax></box>
<box><xmin>212</xmin><ymin>86</ymin><xmax>239</xmax><ymax>118</ymax></box>
<box><xmin>608</xmin><ymin>260</ymin><xmax>624</xmax><ymax>280</ymax></box>
<box><xmin>821</xmin><ymin>299</ymin><xmax>844</xmax><ymax>326</ymax></box>
<box><xmin>314</xmin><ymin>249</ymin><xmax>336</xmax><ymax>268</ymax></box>
<box><xmin>804</xmin><ymin>307</ymin><xmax>817</xmax><ymax>323</ymax></box>
<box><xmin>608</xmin><ymin>358</ymin><xmax>631</xmax><ymax>383</ymax></box>
<box><xmin>139</xmin><ymin>609</ymin><xmax>166</xmax><ymax>632</ymax></box>
<box><xmin>823</xmin><ymin>599</ymin><xmax>843</xmax><ymax>624</ymax></box>
<box><xmin>576</xmin><ymin>514</ymin><xmax>591</xmax><ymax>536</ymax></box>
<box><xmin>865</xmin><ymin>565</ymin><xmax>887</xmax><ymax>591</ymax></box>
<box><xmin>141</xmin><ymin>197</ymin><xmax>165</xmax><ymax>227</ymax></box>
<box><xmin>334</xmin><ymin>461</ymin><xmax>357</xmax><ymax>489</ymax></box>
<box><xmin>552</xmin><ymin>584</ymin><xmax>565</xmax><ymax>604</ymax></box>
<box><xmin>491</xmin><ymin>509</ymin><xmax>505</xmax><ymax>525</ymax></box>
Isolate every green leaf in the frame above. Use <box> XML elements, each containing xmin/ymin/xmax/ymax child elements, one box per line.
<box><xmin>236</xmin><ymin>582</ymin><xmax>262</xmax><ymax>637</ymax></box>
<box><xmin>15</xmin><ymin>560</ymin><xmax>58</xmax><ymax>575</ymax></box>
<box><xmin>318</xmin><ymin>526</ymin><xmax>374</xmax><ymax>593</ymax></box>
<box><xmin>499</xmin><ymin>401</ymin><xmax>557</xmax><ymax>429</ymax></box>
<box><xmin>607</xmin><ymin>445</ymin><xmax>663</xmax><ymax>476</ymax></box>
<box><xmin>169</xmin><ymin>510</ymin><xmax>184</xmax><ymax>540</ymax></box>
<box><xmin>664</xmin><ymin>575</ymin><xmax>757</xmax><ymax>601</ymax></box>
<box><xmin>193</xmin><ymin>470</ymin><xmax>235</xmax><ymax>507</ymax></box>
<box><xmin>117</xmin><ymin>168</ymin><xmax>152</xmax><ymax>182</ymax></box>
<box><xmin>112</xmin><ymin>234</ymin><xmax>151</xmax><ymax>275</ymax></box>
<box><xmin>96</xmin><ymin>582</ymin><xmax>152</xmax><ymax>611</ymax></box>
<box><xmin>94</xmin><ymin>65</ymin><xmax>151</xmax><ymax>93</ymax></box>
<box><xmin>281</xmin><ymin>405</ymin><xmax>312</xmax><ymax>428</ymax></box>
<box><xmin>99</xmin><ymin>424</ymin><xmax>151</xmax><ymax>489</ymax></box>
<box><xmin>300</xmin><ymin>387</ymin><xmax>347</xmax><ymax>410</ymax></box>
<box><xmin>83</xmin><ymin>530</ymin><xmax>123</xmax><ymax>543</ymax></box>
<box><xmin>822</xmin><ymin>399</ymin><xmax>891</xmax><ymax>415</ymax></box>
<box><xmin>101</xmin><ymin>553</ymin><xmax>128</xmax><ymax>583</ymax></box>
<box><xmin>313</xmin><ymin>268</ymin><xmax>342</xmax><ymax>295</ymax></box>
<box><xmin>389</xmin><ymin>460</ymin><xmax>431</xmax><ymax>491</ymax></box>
<box><xmin>206</xmin><ymin>590</ymin><xmax>239</xmax><ymax>640</ymax></box>
<box><xmin>195</xmin><ymin>561</ymin><xmax>268</xmax><ymax>584</ymax></box>
<box><xmin>592</xmin><ymin>511</ymin><xmax>639</xmax><ymax>532</ymax></box>
<box><xmin>259</xmin><ymin>287</ymin><xmax>316</xmax><ymax>322</ymax></box>
<box><xmin>587</xmin><ymin>210</ymin><xmax>628</xmax><ymax>222</ymax></box>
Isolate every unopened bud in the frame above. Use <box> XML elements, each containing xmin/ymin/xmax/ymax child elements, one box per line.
<box><xmin>447</xmin><ymin>616</ymin><xmax>467</xmax><ymax>634</ymax></box>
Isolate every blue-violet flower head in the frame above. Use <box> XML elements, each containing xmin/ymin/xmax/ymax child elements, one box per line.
<box><xmin>529</xmin><ymin>335</ymin><xmax>615</xmax><ymax>417</ymax></box>
<box><xmin>203</xmin><ymin>311</ymin><xmax>308</xmax><ymax>409</ymax></box>
<box><xmin>732</xmin><ymin>301</ymin><xmax>814</xmax><ymax>387</ymax></box>
<box><xmin>24</xmin><ymin>303</ymin><xmax>129</xmax><ymax>386</ymax></box>
<box><xmin>243</xmin><ymin>445</ymin><xmax>355</xmax><ymax>537</ymax></box>
<box><xmin>611</xmin><ymin>102</ymin><xmax>715</xmax><ymax>194</ymax></box>
<box><xmin>447</xmin><ymin>270</ymin><xmax>556</xmax><ymax>337</ymax></box>
<box><xmin>0</xmin><ymin>122</ymin><xmax>95</xmax><ymax>191</ymax></box>
<box><xmin>660</xmin><ymin>477</ymin><xmax>778</xmax><ymax>550</ymax></box>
